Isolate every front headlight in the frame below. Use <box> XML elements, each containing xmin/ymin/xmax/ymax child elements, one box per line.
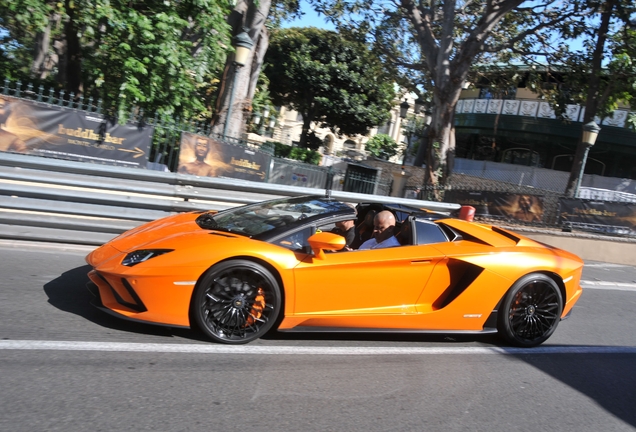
<box><xmin>122</xmin><ymin>249</ymin><xmax>174</xmax><ymax>267</ymax></box>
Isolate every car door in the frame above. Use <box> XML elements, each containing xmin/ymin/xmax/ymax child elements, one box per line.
<box><xmin>292</xmin><ymin>243</ymin><xmax>446</xmax><ymax>316</ymax></box>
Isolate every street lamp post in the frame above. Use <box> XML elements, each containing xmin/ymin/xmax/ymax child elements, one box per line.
<box><xmin>252</xmin><ymin>111</ymin><xmax>262</xmax><ymax>132</ymax></box>
<box><xmin>258</xmin><ymin>106</ymin><xmax>270</xmax><ymax>135</ymax></box>
<box><xmin>414</xmin><ymin>108</ymin><xmax>432</xmax><ymax>167</ymax></box>
<box><xmin>222</xmin><ymin>28</ymin><xmax>254</xmax><ymax>140</ymax></box>
<box><xmin>399</xmin><ymin>99</ymin><xmax>415</xmax><ymax>167</ymax></box>
<box><xmin>398</xmin><ymin>97</ymin><xmax>425</xmax><ymax>166</ymax></box>
<box><xmin>390</xmin><ymin>98</ymin><xmax>413</xmax><ymax>198</ymax></box>
<box><xmin>413</xmin><ymin>97</ymin><xmax>424</xmax><ymax>115</ymax></box>
<box><xmin>573</xmin><ymin>121</ymin><xmax>601</xmax><ymax>197</ymax></box>
<box><xmin>267</xmin><ymin>115</ymin><xmax>277</xmax><ymax>137</ymax></box>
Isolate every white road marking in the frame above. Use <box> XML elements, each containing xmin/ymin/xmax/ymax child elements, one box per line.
<box><xmin>1</xmin><ymin>340</ymin><xmax>635</xmax><ymax>355</ymax></box>
<box><xmin>0</xmin><ymin>239</ymin><xmax>96</xmax><ymax>253</ymax></box>
<box><xmin>581</xmin><ymin>280</ymin><xmax>636</xmax><ymax>292</ymax></box>
<box><xmin>584</xmin><ymin>263</ymin><xmax>633</xmax><ymax>268</ymax></box>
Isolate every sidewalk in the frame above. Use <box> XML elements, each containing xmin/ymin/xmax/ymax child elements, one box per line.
<box><xmin>503</xmin><ymin>225</ymin><xmax>636</xmax><ymax>266</ymax></box>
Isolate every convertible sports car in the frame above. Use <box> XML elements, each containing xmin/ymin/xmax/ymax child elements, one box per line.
<box><xmin>86</xmin><ymin>195</ymin><xmax>583</xmax><ymax>347</ymax></box>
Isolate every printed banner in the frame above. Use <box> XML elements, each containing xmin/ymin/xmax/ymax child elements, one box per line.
<box><xmin>178</xmin><ymin>132</ymin><xmax>270</xmax><ymax>182</ymax></box>
<box><xmin>559</xmin><ymin>198</ymin><xmax>636</xmax><ymax>231</ymax></box>
<box><xmin>446</xmin><ymin>190</ymin><xmax>545</xmax><ymax>222</ymax></box>
<box><xmin>0</xmin><ymin>96</ymin><xmax>153</xmax><ymax>167</ymax></box>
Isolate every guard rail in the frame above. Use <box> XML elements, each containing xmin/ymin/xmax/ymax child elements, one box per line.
<box><xmin>0</xmin><ymin>152</ymin><xmax>460</xmax><ymax>246</ymax></box>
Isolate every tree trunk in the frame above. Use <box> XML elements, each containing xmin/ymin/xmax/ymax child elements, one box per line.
<box><xmin>425</xmin><ymin>78</ymin><xmax>463</xmax><ymax>187</ymax></box>
<box><xmin>30</xmin><ymin>15</ymin><xmax>57</xmax><ymax>79</ymax></box>
<box><xmin>401</xmin><ymin>0</ymin><xmax>525</xmax><ymax>188</ymax></box>
<box><xmin>51</xmin><ymin>1</ymin><xmax>83</xmax><ymax>96</ymax></box>
<box><xmin>563</xmin><ymin>0</ymin><xmax>614</xmax><ymax>197</ymax></box>
<box><xmin>299</xmin><ymin>114</ymin><xmax>313</xmax><ymax>148</ymax></box>
<box><xmin>211</xmin><ymin>0</ymin><xmax>272</xmax><ymax>139</ymax></box>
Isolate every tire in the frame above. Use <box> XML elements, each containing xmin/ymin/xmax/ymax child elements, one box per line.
<box><xmin>497</xmin><ymin>273</ymin><xmax>563</xmax><ymax>347</ymax></box>
<box><xmin>193</xmin><ymin>260</ymin><xmax>282</xmax><ymax>344</ymax></box>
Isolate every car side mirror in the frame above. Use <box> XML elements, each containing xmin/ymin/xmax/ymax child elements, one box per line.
<box><xmin>307</xmin><ymin>232</ymin><xmax>346</xmax><ymax>259</ymax></box>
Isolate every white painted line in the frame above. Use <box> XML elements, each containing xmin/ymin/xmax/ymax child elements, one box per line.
<box><xmin>584</xmin><ymin>263</ymin><xmax>633</xmax><ymax>268</ymax></box>
<box><xmin>1</xmin><ymin>340</ymin><xmax>636</xmax><ymax>356</ymax></box>
<box><xmin>0</xmin><ymin>208</ymin><xmax>128</xmax><ymax>222</ymax></box>
<box><xmin>0</xmin><ymin>239</ymin><xmax>96</xmax><ymax>253</ymax></box>
<box><xmin>581</xmin><ymin>280</ymin><xmax>636</xmax><ymax>292</ymax></box>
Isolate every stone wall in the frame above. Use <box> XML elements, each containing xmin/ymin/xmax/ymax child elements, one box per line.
<box><xmin>362</xmin><ymin>158</ymin><xmax>427</xmax><ymax>193</ymax></box>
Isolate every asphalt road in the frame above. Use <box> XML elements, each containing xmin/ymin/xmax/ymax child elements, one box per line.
<box><xmin>1</xmin><ymin>240</ymin><xmax>635</xmax><ymax>431</ymax></box>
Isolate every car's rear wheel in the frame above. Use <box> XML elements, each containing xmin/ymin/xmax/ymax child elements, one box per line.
<box><xmin>497</xmin><ymin>273</ymin><xmax>563</xmax><ymax>347</ymax></box>
<box><xmin>193</xmin><ymin>260</ymin><xmax>281</xmax><ymax>344</ymax></box>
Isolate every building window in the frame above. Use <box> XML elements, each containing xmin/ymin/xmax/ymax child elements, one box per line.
<box><xmin>478</xmin><ymin>87</ymin><xmax>517</xmax><ymax>100</ymax></box>
<box><xmin>343</xmin><ymin>140</ymin><xmax>357</xmax><ymax>150</ymax></box>
<box><xmin>324</xmin><ymin>135</ymin><xmax>334</xmax><ymax>154</ymax></box>
<box><xmin>502</xmin><ymin>148</ymin><xmax>541</xmax><ymax>167</ymax></box>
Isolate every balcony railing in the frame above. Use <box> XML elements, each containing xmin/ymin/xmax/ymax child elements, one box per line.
<box><xmin>456</xmin><ymin>98</ymin><xmax>633</xmax><ymax>129</ymax></box>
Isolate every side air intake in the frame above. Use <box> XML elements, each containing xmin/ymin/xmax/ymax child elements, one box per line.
<box><xmin>433</xmin><ymin>260</ymin><xmax>484</xmax><ymax>310</ymax></box>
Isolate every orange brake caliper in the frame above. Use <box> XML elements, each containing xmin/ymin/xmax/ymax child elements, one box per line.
<box><xmin>246</xmin><ymin>288</ymin><xmax>266</xmax><ymax>326</ymax></box>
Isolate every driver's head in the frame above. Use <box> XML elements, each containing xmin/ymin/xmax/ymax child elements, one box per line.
<box><xmin>372</xmin><ymin>210</ymin><xmax>396</xmax><ymax>243</ymax></box>
<box><xmin>336</xmin><ymin>202</ymin><xmax>357</xmax><ymax>230</ymax></box>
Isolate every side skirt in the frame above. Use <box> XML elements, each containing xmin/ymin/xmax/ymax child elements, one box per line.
<box><xmin>278</xmin><ymin>327</ymin><xmax>498</xmax><ymax>334</ymax></box>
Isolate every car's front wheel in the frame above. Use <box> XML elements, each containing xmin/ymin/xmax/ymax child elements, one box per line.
<box><xmin>497</xmin><ymin>273</ymin><xmax>563</xmax><ymax>347</ymax></box>
<box><xmin>193</xmin><ymin>260</ymin><xmax>282</xmax><ymax>344</ymax></box>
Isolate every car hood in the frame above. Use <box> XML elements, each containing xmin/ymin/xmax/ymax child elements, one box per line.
<box><xmin>104</xmin><ymin>212</ymin><xmax>212</xmax><ymax>253</ymax></box>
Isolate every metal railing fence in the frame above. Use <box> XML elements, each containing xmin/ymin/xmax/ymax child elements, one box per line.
<box><xmin>0</xmin><ymin>79</ymin><xmax>275</xmax><ymax>173</ymax></box>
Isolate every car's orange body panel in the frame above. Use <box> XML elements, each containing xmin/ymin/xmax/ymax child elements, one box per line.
<box><xmin>86</xmin><ymin>201</ymin><xmax>584</xmax><ymax>340</ymax></box>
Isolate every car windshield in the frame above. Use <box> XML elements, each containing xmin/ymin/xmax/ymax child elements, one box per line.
<box><xmin>196</xmin><ymin>195</ymin><xmax>353</xmax><ymax>237</ymax></box>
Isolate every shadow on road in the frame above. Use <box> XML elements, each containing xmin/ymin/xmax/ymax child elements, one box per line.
<box><xmin>516</xmin><ymin>352</ymin><xmax>636</xmax><ymax>428</ymax></box>
<box><xmin>42</xmin><ymin>265</ymin><xmax>207</xmax><ymax>342</ymax></box>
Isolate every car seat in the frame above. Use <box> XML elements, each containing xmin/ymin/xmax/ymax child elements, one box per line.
<box><xmin>395</xmin><ymin>218</ymin><xmax>413</xmax><ymax>246</ymax></box>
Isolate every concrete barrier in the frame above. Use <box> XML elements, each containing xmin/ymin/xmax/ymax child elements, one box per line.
<box><xmin>524</xmin><ymin>232</ymin><xmax>636</xmax><ymax>266</ymax></box>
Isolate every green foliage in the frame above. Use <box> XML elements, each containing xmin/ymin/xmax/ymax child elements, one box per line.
<box><xmin>251</xmin><ymin>71</ymin><xmax>274</xmax><ymax>115</ymax></box>
<box><xmin>0</xmin><ymin>0</ymin><xmax>53</xmax><ymax>80</ymax></box>
<box><xmin>272</xmin><ymin>141</ymin><xmax>292</xmax><ymax>158</ymax></box>
<box><xmin>535</xmin><ymin>16</ymin><xmax>636</xmax><ymax>123</ymax></box>
<box><xmin>0</xmin><ymin>0</ymin><xmax>233</xmax><ymax>120</ymax></box>
<box><xmin>264</xmin><ymin>27</ymin><xmax>395</xmax><ymax>147</ymax></box>
<box><xmin>307</xmin><ymin>0</ymin><xmax>629</xmax><ymax>186</ymax></box>
<box><xmin>271</xmin><ymin>141</ymin><xmax>322</xmax><ymax>165</ymax></box>
<box><xmin>364</xmin><ymin>133</ymin><xmax>398</xmax><ymax>160</ymax></box>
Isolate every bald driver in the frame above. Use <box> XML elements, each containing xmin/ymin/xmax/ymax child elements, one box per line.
<box><xmin>358</xmin><ymin>210</ymin><xmax>401</xmax><ymax>250</ymax></box>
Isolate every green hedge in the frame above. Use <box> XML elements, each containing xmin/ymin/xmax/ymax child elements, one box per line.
<box><xmin>271</xmin><ymin>142</ymin><xmax>322</xmax><ymax>165</ymax></box>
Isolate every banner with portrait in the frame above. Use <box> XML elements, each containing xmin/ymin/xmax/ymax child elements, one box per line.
<box><xmin>177</xmin><ymin>132</ymin><xmax>270</xmax><ymax>182</ymax></box>
<box><xmin>0</xmin><ymin>96</ymin><xmax>153</xmax><ymax>168</ymax></box>
<box><xmin>559</xmin><ymin>198</ymin><xmax>636</xmax><ymax>232</ymax></box>
<box><xmin>445</xmin><ymin>190</ymin><xmax>545</xmax><ymax>223</ymax></box>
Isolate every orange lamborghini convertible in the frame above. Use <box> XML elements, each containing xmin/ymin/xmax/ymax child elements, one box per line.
<box><xmin>86</xmin><ymin>195</ymin><xmax>583</xmax><ymax>347</ymax></box>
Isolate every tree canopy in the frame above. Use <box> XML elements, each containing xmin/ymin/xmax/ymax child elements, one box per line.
<box><xmin>0</xmin><ymin>0</ymin><xmax>234</xmax><ymax>119</ymax></box>
<box><xmin>308</xmin><ymin>0</ymin><xmax>613</xmax><ymax>187</ymax></box>
<box><xmin>545</xmin><ymin>0</ymin><xmax>636</xmax><ymax>196</ymax></box>
<box><xmin>365</xmin><ymin>133</ymin><xmax>399</xmax><ymax>160</ymax></box>
<box><xmin>264</xmin><ymin>27</ymin><xmax>396</xmax><ymax>148</ymax></box>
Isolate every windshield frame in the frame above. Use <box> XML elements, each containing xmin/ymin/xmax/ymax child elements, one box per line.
<box><xmin>195</xmin><ymin>195</ymin><xmax>357</xmax><ymax>240</ymax></box>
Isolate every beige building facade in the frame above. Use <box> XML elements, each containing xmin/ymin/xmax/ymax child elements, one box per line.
<box><xmin>245</xmin><ymin>93</ymin><xmax>424</xmax><ymax>165</ymax></box>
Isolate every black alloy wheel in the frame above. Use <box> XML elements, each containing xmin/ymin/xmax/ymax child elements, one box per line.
<box><xmin>193</xmin><ymin>260</ymin><xmax>282</xmax><ymax>344</ymax></box>
<box><xmin>497</xmin><ymin>273</ymin><xmax>563</xmax><ymax>347</ymax></box>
